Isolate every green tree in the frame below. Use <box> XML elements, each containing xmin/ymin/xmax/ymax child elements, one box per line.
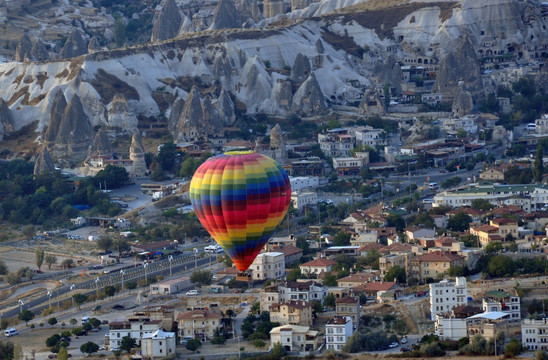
<box><xmin>95</xmin><ymin>164</ymin><xmax>129</xmax><ymax>189</ymax></box>
<box><xmin>212</xmin><ymin>336</ymin><xmax>226</xmax><ymax>346</ymax></box>
<box><xmin>104</xmin><ymin>285</ymin><xmax>116</xmax><ymax>297</ymax></box>
<box><xmin>534</xmin><ymin>145</ymin><xmax>544</xmax><ymax>183</ymax></box>
<box><xmin>488</xmin><ymin>255</ymin><xmax>516</xmax><ymax>277</ymax></box>
<box><xmin>35</xmin><ymin>247</ymin><xmax>44</xmax><ymax>270</ymax></box>
<box><xmin>323</xmin><ymin>273</ymin><xmax>337</xmax><ymax>286</ymax></box>
<box><xmin>384</xmin><ymin>266</ymin><xmax>406</xmax><ymax>283</ymax></box>
<box><xmin>286</xmin><ymin>266</ymin><xmax>301</xmax><ymax>282</ymax></box>
<box><xmin>62</xmin><ymin>259</ymin><xmax>74</xmax><ymax>269</ymax></box>
<box><xmin>96</xmin><ymin>236</ymin><xmax>113</xmax><ymax>253</ymax></box>
<box><xmin>18</xmin><ymin>309</ymin><xmax>35</xmax><ymax>325</ymax></box>
<box><xmin>0</xmin><ymin>341</ymin><xmax>14</xmax><ymax>359</ymax></box>
<box><xmin>47</xmin><ymin>317</ymin><xmax>57</xmax><ymax>327</ymax></box>
<box><xmin>80</xmin><ymin>341</ymin><xmax>99</xmax><ymax>356</ymax></box>
<box><xmin>186</xmin><ymin>338</ymin><xmax>202</xmax><ymax>352</ymax></box>
<box><xmin>271</xmin><ymin>342</ymin><xmax>287</xmax><ymax>358</ymax></box>
<box><xmin>324</xmin><ymin>293</ymin><xmax>336</xmax><ymax>308</ymax></box>
<box><xmin>57</xmin><ymin>346</ymin><xmax>68</xmax><ymax>360</ymax></box>
<box><xmin>504</xmin><ymin>339</ymin><xmax>523</xmax><ymax>358</ymax></box>
<box><xmin>120</xmin><ymin>335</ymin><xmax>137</xmax><ymax>354</ymax></box>
<box><xmin>471</xmin><ymin>199</ymin><xmax>494</xmax><ymax>211</ymax></box>
<box><xmin>89</xmin><ymin>318</ymin><xmax>101</xmax><ymax>330</ymax></box>
<box><xmin>190</xmin><ymin>270</ymin><xmax>212</xmax><ymax>286</ymax></box>
<box><xmin>447</xmin><ymin>212</ymin><xmax>472</xmax><ymax>232</ymax></box>
<box><xmin>45</xmin><ymin>254</ymin><xmax>57</xmax><ymax>270</ymax></box>
<box><xmin>485</xmin><ymin>241</ymin><xmax>503</xmax><ymax>254</ymax></box>
<box><xmin>72</xmin><ymin>293</ymin><xmax>88</xmax><ymax>309</ymax></box>
<box><xmin>333</xmin><ymin>232</ymin><xmax>351</xmax><ymax>246</ymax></box>
<box><xmin>253</xmin><ymin>339</ymin><xmax>266</xmax><ymax>348</ymax></box>
<box><xmin>114</xmin><ymin>17</ymin><xmax>126</xmax><ymax>48</ymax></box>
<box><xmin>113</xmin><ymin>237</ymin><xmax>131</xmax><ymax>256</ymax></box>
<box><xmin>387</xmin><ymin>214</ymin><xmax>405</xmax><ymax>232</ymax></box>
<box><xmin>456</xmin><ymin>128</ymin><xmax>468</xmax><ymax>138</ymax></box>
<box><xmin>0</xmin><ymin>259</ymin><xmax>7</xmax><ymax>275</ymax></box>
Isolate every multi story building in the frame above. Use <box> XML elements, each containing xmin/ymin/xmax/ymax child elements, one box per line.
<box><xmin>337</xmin><ymin>272</ymin><xmax>377</xmax><ymax>288</ymax></box>
<box><xmin>299</xmin><ymin>258</ymin><xmax>336</xmax><ymax>276</ymax></box>
<box><xmin>290</xmin><ymin>157</ymin><xmax>324</xmax><ymax>177</ymax></box>
<box><xmin>435</xmin><ymin>306</ymin><xmax>482</xmax><ymax>340</ymax></box>
<box><xmin>332</xmin><ymin>156</ymin><xmax>367</xmax><ymax>176</ymax></box>
<box><xmin>354</xmin><ymin>126</ymin><xmax>386</xmax><ymax>147</ymax></box>
<box><xmin>278</xmin><ymin>281</ymin><xmax>328</xmax><ymax>304</ymax></box>
<box><xmin>411</xmin><ymin>251</ymin><xmax>465</xmax><ymax>283</ymax></box>
<box><xmin>260</xmin><ymin>283</ymin><xmax>281</xmax><ymax>312</ymax></box>
<box><xmin>318</xmin><ymin>133</ymin><xmax>355</xmax><ymax>157</ymax></box>
<box><xmin>482</xmin><ymin>290</ymin><xmax>521</xmax><ymax>319</ymax></box>
<box><xmin>433</xmin><ymin>184</ymin><xmax>548</xmax><ymax>212</ymax></box>
<box><xmin>379</xmin><ymin>253</ymin><xmax>411</xmax><ymax>279</ymax></box>
<box><xmin>470</xmin><ymin>218</ymin><xmax>519</xmax><ymax>247</ymax></box>
<box><xmin>289</xmin><ymin>176</ymin><xmax>320</xmax><ymax>192</ymax></box>
<box><xmin>429</xmin><ymin>277</ymin><xmax>468</xmax><ymax>321</ymax></box>
<box><xmin>291</xmin><ymin>190</ymin><xmax>318</xmax><ymax>213</ymax></box>
<box><xmin>105</xmin><ymin>320</ymin><xmax>162</xmax><ymax>350</ymax></box>
<box><xmin>335</xmin><ymin>297</ymin><xmax>360</xmax><ymax>329</ymax></box>
<box><xmin>176</xmin><ymin>310</ymin><xmax>223</xmax><ymax>341</ymax></box>
<box><xmin>325</xmin><ymin>316</ymin><xmax>353</xmax><ymax>351</ymax></box>
<box><xmin>129</xmin><ymin>306</ymin><xmax>175</xmax><ymax>332</ymax></box>
<box><xmin>269</xmin><ymin>301</ymin><xmax>313</xmax><ymax>327</ymax></box>
<box><xmin>141</xmin><ymin>329</ymin><xmax>176</xmax><ymax>360</ymax></box>
<box><xmin>250</xmin><ymin>252</ymin><xmax>285</xmax><ymax>280</ymax></box>
<box><xmin>270</xmin><ymin>325</ymin><xmax>321</xmax><ymax>352</ymax></box>
<box><xmin>522</xmin><ymin>318</ymin><xmax>548</xmax><ymax>351</ymax></box>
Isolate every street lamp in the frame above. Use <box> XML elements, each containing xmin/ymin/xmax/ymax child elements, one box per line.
<box><xmin>70</xmin><ymin>284</ymin><xmax>75</xmax><ymax>307</ymax></box>
<box><xmin>120</xmin><ymin>269</ymin><xmax>125</xmax><ymax>291</ymax></box>
<box><xmin>95</xmin><ymin>277</ymin><xmax>100</xmax><ymax>297</ymax></box>
<box><xmin>18</xmin><ymin>300</ymin><xmax>24</xmax><ymax>313</ymax></box>
<box><xmin>47</xmin><ymin>291</ymin><xmax>52</xmax><ymax>308</ymax></box>
<box><xmin>168</xmin><ymin>255</ymin><xmax>173</xmax><ymax>278</ymax></box>
<box><xmin>194</xmin><ymin>248</ymin><xmax>198</xmax><ymax>269</ymax></box>
<box><xmin>144</xmin><ymin>263</ymin><xmax>148</xmax><ymax>283</ymax></box>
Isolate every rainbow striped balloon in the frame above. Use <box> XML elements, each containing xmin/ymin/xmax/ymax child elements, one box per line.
<box><xmin>190</xmin><ymin>151</ymin><xmax>291</xmax><ymax>272</ymax></box>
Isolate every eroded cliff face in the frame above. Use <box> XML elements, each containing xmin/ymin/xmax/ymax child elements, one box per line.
<box><xmin>0</xmin><ymin>0</ymin><xmax>546</xmax><ymax>164</ymax></box>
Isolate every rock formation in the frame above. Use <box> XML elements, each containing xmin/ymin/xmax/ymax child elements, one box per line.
<box><xmin>0</xmin><ymin>98</ymin><xmax>13</xmax><ymax>141</ymax></box>
<box><xmin>315</xmin><ymin>39</ymin><xmax>324</xmax><ymax>54</ymax></box>
<box><xmin>5</xmin><ymin>0</ymin><xmax>30</xmax><ymax>11</ymax></box>
<box><xmin>433</xmin><ymin>35</ymin><xmax>480</xmax><ymax>99</ymax></box>
<box><xmin>291</xmin><ymin>73</ymin><xmax>326</xmax><ymax>115</ymax></box>
<box><xmin>88</xmin><ymin>35</ymin><xmax>101</xmax><ymax>53</ymax></box>
<box><xmin>202</xmin><ymin>96</ymin><xmax>225</xmax><ymax>138</ymax></box>
<box><xmin>215</xmin><ymin>88</ymin><xmax>236</xmax><ymax>125</ymax></box>
<box><xmin>213</xmin><ymin>54</ymin><xmax>233</xmax><ymax>86</ymax></box>
<box><xmin>237</xmin><ymin>56</ymin><xmax>272</xmax><ymax>113</ymax></box>
<box><xmin>53</xmin><ymin>95</ymin><xmax>93</xmax><ymax>163</ymax></box>
<box><xmin>270</xmin><ymin>79</ymin><xmax>293</xmax><ymax>114</ymax></box>
<box><xmin>269</xmin><ymin>123</ymin><xmax>287</xmax><ymax>162</ymax></box>
<box><xmin>168</xmin><ymin>96</ymin><xmax>184</xmax><ymax>133</ymax></box>
<box><xmin>376</xmin><ymin>56</ymin><xmax>402</xmax><ymax>96</ymax></box>
<box><xmin>44</xmin><ymin>90</ymin><xmax>67</xmax><ymax>150</ymax></box>
<box><xmin>452</xmin><ymin>82</ymin><xmax>474</xmax><ymax>116</ymax></box>
<box><xmin>176</xmin><ymin>86</ymin><xmax>205</xmax><ymax>142</ymax></box>
<box><xmin>211</xmin><ymin>0</ymin><xmax>243</xmax><ymax>30</ymax></box>
<box><xmin>290</xmin><ymin>53</ymin><xmax>311</xmax><ymax>84</ymax></box>
<box><xmin>15</xmin><ymin>33</ymin><xmax>32</xmax><ymax>62</ymax></box>
<box><xmin>27</xmin><ymin>40</ymin><xmax>49</xmax><ymax>62</ymax></box>
<box><xmin>129</xmin><ymin>130</ymin><xmax>147</xmax><ymax>177</ymax></box>
<box><xmin>107</xmin><ymin>94</ymin><xmax>138</xmax><ymax>132</ymax></box>
<box><xmin>359</xmin><ymin>88</ymin><xmax>384</xmax><ymax>115</ymax></box>
<box><xmin>150</xmin><ymin>0</ymin><xmax>182</xmax><ymax>42</ymax></box>
<box><xmin>59</xmin><ymin>29</ymin><xmax>88</xmax><ymax>59</ymax></box>
<box><xmin>236</xmin><ymin>0</ymin><xmax>261</xmax><ymax>23</ymax></box>
<box><xmin>87</xmin><ymin>128</ymin><xmax>112</xmax><ymax>159</ymax></box>
<box><xmin>33</xmin><ymin>146</ymin><xmax>55</xmax><ymax>175</ymax></box>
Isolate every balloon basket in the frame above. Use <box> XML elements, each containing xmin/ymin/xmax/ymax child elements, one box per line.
<box><xmin>236</xmin><ymin>273</ymin><xmax>251</xmax><ymax>282</ymax></box>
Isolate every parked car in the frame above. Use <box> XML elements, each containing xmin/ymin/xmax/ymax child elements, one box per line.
<box><xmin>186</xmin><ymin>290</ymin><xmax>199</xmax><ymax>296</ymax></box>
<box><xmin>400</xmin><ymin>346</ymin><xmax>411</xmax><ymax>352</ymax></box>
<box><xmin>389</xmin><ymin>342</ymin><xmax>399</xmax><ymax>348</ymax></box>
<box><xmin>401</xmin><ymin>336</ymin><xmax>408</xmax><ymax>344</ymax></box>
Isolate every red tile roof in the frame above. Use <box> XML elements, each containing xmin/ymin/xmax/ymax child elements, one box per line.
<box><xmin>358</xmin><ymin>243</ymin><xmax>386</xmax><ymax>252</ymax></box>
<box><xmin>337</xmin><ymin>273</ymin><xmax>375</xmax><ymax>283</ymax></box>
<box><xmin>300</xmin><ymin>258</ymin><xmax>336</xmax><ymax>267</ymax></box>
<box><xmin>177</xmin><ymin>310</ymin><xmax>223</xmax><ymax>320</ymax></box>
<box><xmin>473</xmin><ymin>224</ymin><xmax>498</xmax><ymax>233</ymax></box>
<box><xmin>336</xmin><ymin>296</ymin><xmax>359</xmax><ymax>304</ymax></box>
<box><xmin>279</xmin><ymin>244</ymin><xmax>304</xmax><ymax>257</ymax></box>
<box><xmin>491</xmin><ymin>218</ymin><xmax>518</xmax><ymax>225</ymax></box>
<box><xmin>270</xmin><ymin>300</ymin><xmax>311</xmax><ymax>310</ymax></box>
<box><xmin>417</xmin><ymin>251</ymin><xmax>464</xmax><ymax>262</ymax></box>
<box><xmin>447</xmin><ymin>207</ymin><xmax>485</xmax><ymax>216</ymax></box>
<box><xmin>359</xmin><ymin>281</ymin><xmax>396</xmax><ymax>292</ymax></box>
<box><xmin>384</xmin><ymin>243</ymin><xmax>412</xmax><ymax>253</ymax></box>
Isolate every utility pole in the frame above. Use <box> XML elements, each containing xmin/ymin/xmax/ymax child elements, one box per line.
<box><xmin>168</xmin><ymin>255</ymin><xmax>173</xmax><ymax>278</ymax></box>
<box><xmin>120</xmin><ymin>269</ymin><xmax>125</xmax><ymax>291</ymax></box>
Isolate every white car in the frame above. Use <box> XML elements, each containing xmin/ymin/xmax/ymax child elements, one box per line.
<box><xmin>186</xmin><ymin>290</ymin><xmax>199</xmax><ymax>296</ymax></box>
<box><xmin>400</xmin><ymin>337</ymin><xmax>408</xmax><ymax>344</ymax></box>
<box><xmin>389</xmin><ymin>342</ymin><xmax>399</xmax><ymax>348</ymax></box>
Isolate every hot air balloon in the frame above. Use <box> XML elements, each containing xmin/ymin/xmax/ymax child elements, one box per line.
<box><xmin>190</xmin><ymin>151</ymin><xmax>291</xmax><ymax>272</ymax></box>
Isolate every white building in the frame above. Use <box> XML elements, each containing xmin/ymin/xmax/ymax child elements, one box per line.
<box><xmin>251</xmin><ymin>252</ymin><xmax>285</xmax><ymax>281</ymax></box>
<box><xmin>325</xmin><ymin>316</ymin><xmax>353</xmax><ymax>351</ymax></box>
<box><xmin>141</xmin><ymin>329</ymin><xmax>176</xmax><ymax>359</ymax></box>
<box><xmin>318</xmin><ymin>133</ymin><xmax>355</xmax><ymax>157</ymax></box>
<box><xmin>106</xmin><ymin>320</ymin><xmax>162</xmax><ymax>350</ymax></box>
<box><xmin>290</xmin><ymin>176</ymin><xmax>320</xmax><ymax>192</ymax></box>
<box><xmin>354</xmin><ymin>126</ymin><xmax>386</xmax><ymax>147</ymax></box>
<box><xmin>291</xmin><ymin>190</ymin><xmax>318</xmax><ymax>213</ymax></box>
<box><xmin>433</xmin><ymin>184</ymin><xmax>548</xmax><ymax>212</ymax></box>
<box><xmin>482</xmin><ymin>290</ymin><xmax>521</xmax><ymax>319</ymax></box>
<box><xmin>522</xmin><ymin>318</ymin><xmax>548</xmax><ymax>351</ymax></box>
<box><xmin>150</xmin><ymin>278</ymin><xmax>186</xmax><ymax>295</ymax></box>
<box><xmin>442</xmin><ymin>116</ymin><xmax>478</xmax><ymax>135</ymax></box>
<box><xmin>269</xmin><ymin>325</ymin><xmax>321</xmax><ymax>352</ymax></box>
<box><xmin>278</xmin><ymin>281</ymin><xmax>328</xmax><ymax>304</ymax></box>
<box><xmin>536</xmin><ymin>114</ymin><xmax>548</xmax><ymax>135</ymax></box>
<box><xmin>429</xmin><ymin>277</ymin><xmax>468</xmax><ymax>321</ymax></box>
<box><xmin>435</xmin><ymin>316</ymin><xmax>468</xmax><ymax>341</ymax></box>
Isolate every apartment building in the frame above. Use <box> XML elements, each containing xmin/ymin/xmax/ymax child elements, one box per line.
<box><xmin>522</xmin><ymin>318</ymin><xmax>548</xmax><ymax>351</ymax></box>
<box><xmin>141</xmin><ymin>330</ymin><xmax>176</xmax><ymax>360</ymax></box>
<box><xmin>250</xmin><ymin>252</ymin><xmax>285</xmax><ymax>280</ymax></box>
<box><xmin>326</xmin><ymin>316</ymin><xmax>353</xmax><ymax>351</ymax></box>
<box><xmin>176</xmin><ymin>310</ymin><xmax>223</xmax><ymax>341</ymax></box>
<box><xmin>335</xmin><ymin>297</ymin><xmax>360</xmax><ymax>329</ymax></box>
<box><xmin>482</xmin><ymin>290</ymin><xmax>521</xmax><ymax>319</ymax></box>
<box><xmin>269</xmin><ymin>301</ymin><xmax>313</xmax><ymax>327</ymax></box>
<box><xmin>106</xmin><ymin>320</ymin><xmax>162</xmax><ymax>350</ymax></box>
<box><xmin>411</xmin><ymin>251</ymin><xmax>465</xmax><ymax>283</ymax></box>
<box><xmin>278</xmin><ymin>281</ymin><xmax>328</xmax><ymax>304</ymax></box>
<box><xmin>270</xmin><ymin>325</ymin><xmax>321</xmax><ymax>352</ymax></box>
<box><xmin>429</xmin><ymin>277</ymin><xmax>468</xmax><ymax>321</ymax></box>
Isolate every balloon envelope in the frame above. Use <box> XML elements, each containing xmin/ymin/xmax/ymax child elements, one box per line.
<box><xmin>190</xmin><ymin>151</ymin><xmax>291</xmax><ymax>272</ymax></box>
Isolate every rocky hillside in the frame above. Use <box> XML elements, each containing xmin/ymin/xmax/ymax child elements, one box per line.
<box><xmin>0</xmin><ymin>0</ymin><xmax>546</xmax><ymax>163</ymax></box>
